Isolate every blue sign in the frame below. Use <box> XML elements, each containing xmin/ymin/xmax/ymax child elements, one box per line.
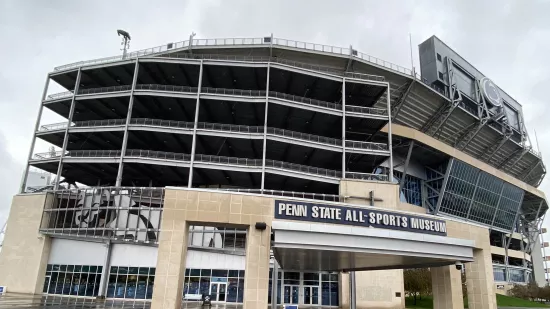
<box><xmin>211</xmin><ymin>277</ymin><xmax>228</xmax><ymax>282</ymax></box>
<box><xmin>0</xmin><ymin>286</ymin><xmax>4</xmax><ymax>294</ymax></box>
<box><xmin>274</xmin><ymin>200</ymin><xmax>447</xmax><ymax>236</ymax></box>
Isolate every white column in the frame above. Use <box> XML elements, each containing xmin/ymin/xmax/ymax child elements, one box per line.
<box><xmin>115</xmin><ymin>59</ymin><xmax>140</xmax><ymax>187</ymax></box>
<box><xmin>54</xmin><ymin>68</ymin><xmax>82</xmax><ymax>190</ymax></box>
<box><xmin>386</xmin><ymin>83</ymin><xmax>394</xmax><ymax>182</ymax></box>
<box><xmin>188</xmin><ymin>60</ymin><xmax>204</xmax><ymax>187</ymax></box>
<box><xmin>261</xmin><ymin>63</ymin><xmax>271</xmax><ymax>191</ymax></box>
<box><xmin>342</xmin><ymin>78</ymin><xmax>346</xmax><ymax>178</ymax></box>
<box><xmin>97</xmin><ymin>240</ymin><xmax>112</xmax><ymax>297</ymax></box>
<box><xmin>20</xmin><ymin>75</ymin><xmax>50</xmax><ymax>193</ymax></box>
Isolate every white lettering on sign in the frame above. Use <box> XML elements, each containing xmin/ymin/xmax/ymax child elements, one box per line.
<box><xmin>275</xmin><ymin>200</ymin><xmax>446</xmax><ymax>236</ymax></box>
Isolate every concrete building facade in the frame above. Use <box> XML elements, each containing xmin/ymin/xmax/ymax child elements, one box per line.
<box><xmin>0</xmin><ymin>35</ymin><xmax>547</xmax><ymax>309</ymax></box>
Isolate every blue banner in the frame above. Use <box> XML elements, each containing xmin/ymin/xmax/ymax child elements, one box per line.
<box><xmin>274</xmin><ymin>200</ymin><xmax>447</xmax><ymax>236</ymax></box>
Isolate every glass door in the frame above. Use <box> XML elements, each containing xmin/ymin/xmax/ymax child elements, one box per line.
<box><xmin>43</xmin><ymin>275</ymin><xmax>52</xmax><ymax>294</ymax></box>
<box><xmin>283</xmin><ymin>285</ymin><xmax>299</xmax><ymax>304</ymax></box>
<box><xmin>209</xmin><ymin>282</ymin><xmax>227</xmax><ymax>302</ymax></box>
<box><xmin>303</xmin><ymin>286</ymin><xmax>319</xmax><ymax>305</ymax></box>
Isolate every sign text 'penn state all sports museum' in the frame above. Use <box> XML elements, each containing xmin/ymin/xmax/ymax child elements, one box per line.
<box><xmin>275</xmin><ymin>200</ymin><xmax>447</xmax><ymax>236</ymax></box>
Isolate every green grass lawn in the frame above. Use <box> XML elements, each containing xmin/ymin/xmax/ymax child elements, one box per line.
<box><xmin>404</xmin><ymin>294</ymin><xmax>550</xmax><ymax>308</ymax></box>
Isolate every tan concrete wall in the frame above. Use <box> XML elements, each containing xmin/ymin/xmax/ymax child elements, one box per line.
<box><xmin>151</xmin><ymin>189</ymin><xmax>273</xmax><ymax>309</ymax></box>
<box><xmin>0</xmin><ymin>193</ymin><xmax>53</xmax><ymax>294</ymax></box>
<box><xmin>431</xmin><ymin>265</ymin><xmax>464</xmax><ymax>309</ymax></box>
<box><xmin>339</xmin><ymin>180</ymin><xmax>405</xmax><ymax>309</ymax></box>
<box><xmin>383</xmin><ymin>123</ymin><xmax>545</xmax><ymax>199</ymax></box>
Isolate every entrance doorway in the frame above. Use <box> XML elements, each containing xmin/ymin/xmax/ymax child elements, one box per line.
<box><xmin>209</xmin><ymin>282</ymin><xmax>227</xmax><ymax>302</ymax></box>
<box><xmin>303</xmin><ymin>286</ymin><xmax>319</xmax><ymax>305</ymax></box>
<box><xmin>43</xmin><ymin>275</ymin><xmax>52</xmax><ymax>294</ymax></box>
<box><xmin>283</xmin><ymin>285</ymin><xmax>299</xmax><ymax>304</ymax></box>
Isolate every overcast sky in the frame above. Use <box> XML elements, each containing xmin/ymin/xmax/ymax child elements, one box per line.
<box><xmin>1</xmin><ymin>0</ymin><xmax>550</xmax><ymax>234</ymax></box>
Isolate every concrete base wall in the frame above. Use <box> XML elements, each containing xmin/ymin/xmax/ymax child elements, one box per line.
<box><xmin>0</xmin><ymin>193</ymin><xmax>52</xmax><ymax>294</ymax></box>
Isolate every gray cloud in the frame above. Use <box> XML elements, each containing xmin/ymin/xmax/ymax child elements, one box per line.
<box><xmin>1</xmin><ymin>0</ymin><xmax>549</xmax><ymax>229</ymax></box>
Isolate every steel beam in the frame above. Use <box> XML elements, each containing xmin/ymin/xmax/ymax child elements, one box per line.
<box><xmin>20</xmin><ymin>75</ymin><xmax>50</xmax><ymax>193</ymax></box>
<box><xmin>391</xmin><ymin>80</ymin><xmax>414</xmax><ymax>121</ymax></box>
<box><xmin>484</xmin><ymin>133</ymin><xmax>512</xmax><ymax>163</ymax></box>
<box><xmin>465</xmin><ymin>170</ymin><xmax>482</xmax><ymax>220</ymax></box>
<box><xmin>115</xmin><ymin>59</ymin><xmax>140</xmax><ymax>186</ymax></box>
<box><xmin>187</xmin><ymin>60</ymin><xmax>204</xmax><ymax>187</ymax></box>
<box><xmin>342</xmin><ymin>78</ymin><xmax>346</xmax><ymax>179</ymax></box>
<box><xmin>520</xmin><ymin>160</ymin><xmax>541</xmax><ymax>181</ymax></box>
<box><xmin>270</xmin><ymin>258</ymin><xmax>278</xmax><ymax>309</ymax></box>
<box><xmin>454</xmin><ymin>118</ymin><xmax>489</xmax><ymax>150</ymax></box>
<box><xmin>261</xmin><ymin>63</ymin><xmax>271</xmax><ymax>191</ymax></box>
<box><xmin>497</xmin><ymin>147</ymin><xmax>530</xmax><ymax>169</ymax></box>
<box><xmin>54</xmin><ymin>68</ymin><xmax>82</xmax><ymax>190</ymax></box>
<box><xmin>434</xmin><ymin>158</ymin><xmax>454</xmax><ymax>215</ymax></box>
<box><xmin>387</xmin><ymin>83</ymin><xmax>394</xmax><ymax>182</ymax></box>
<box><xmin>398</xmin><ymin>141</ymin><xmax>414</xmax><ymax>192</ymax></box>
<box><xmin>490</xmin><ymin>184</ymin><xmax>506</xmax><ymax>228</ymax></box>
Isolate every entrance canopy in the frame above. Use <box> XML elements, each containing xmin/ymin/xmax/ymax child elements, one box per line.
<box><xmin>272</xmin><ymin>221</ymin><xmax>475</xmax><ymax>271</ymax></box>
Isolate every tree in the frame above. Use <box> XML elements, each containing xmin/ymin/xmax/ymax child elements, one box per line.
<box><xmin>404</xmin><ymin>268</ymin><xmax>432</xmax><ymax>305</ymax></box>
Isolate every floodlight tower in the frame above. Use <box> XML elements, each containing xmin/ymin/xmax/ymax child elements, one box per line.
<box><xmin>117</xmin><ymin>29</ymin><xmax>131</xmax><ymax>59</ymax></box>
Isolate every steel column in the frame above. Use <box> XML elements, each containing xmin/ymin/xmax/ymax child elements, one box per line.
<box><xmin>350</xmin><ymin>271</ymin><xmax>357</xmax><ymax>309</ymax></box>
<box><xmin>270</xmin><ymin>259</ymin><xmax>278</xmax><ymax>309</ymax></box>
<box><xmin>434</xmin><ymin>158</ymin><xmax>454</xmax><ymax>215</ymax></box>
<box><xmin>398</xmin><ymin>141</ymin><xmax>414</xmax><ymax>192</ymax></box>
<box><xmin>490</xmin><ymin>183</ymin><xmax>506</xmax><ymax>228</ymax></box>
<box><xmin>188</xmin><ymin>60</ymin><xmax>204</xmax><ymax>187</ymax></box>
<box><xmin>97</xmin><ymin>240</ymin><xmax>112</xmax><ymax>297</ymax></box>
<box><xmin>391</xmin><ymin>80</ymin><xmax>414</xmax><ymax>121</ymax></box>
<box><xmin>387</xmin><ymin>83</ymin><xmax>394</xmax><ymax>182</ymax></box>
<box><xmin>20</xmin><ymin>75</ymin><xmax>50</xmax><ymax>193</ymax></box>
<box><xmin>342</xmin><ymin>78</ymin><xmax>346</xmax><ymax>178</ymax></box>
<box><xmin>261</xmin><ymin>63</ymin><xmax>271</xmax><ymax>191</ymax></box>
<box><xmin>115</xmin><ymin>59</ymin><xmax>140</xmax><ymax>187</ymax></box>
<box><xmin>465</xmin><ymin>170</ymin><xmax>482</xmax><ymax>220</ymax></box>
<box><xmin>54</xmin><ymin>68</ymin><xmax>82</xmax><ymax>190</ymax></box>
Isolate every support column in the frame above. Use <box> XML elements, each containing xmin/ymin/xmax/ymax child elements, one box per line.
<box><xmin>188</xmin><ymin>60</ymin><xmax>204</xmax><ymax>187</ymax></box>
<box><xmin>398</xmin><ymin>141</ymin><xmax>414</xmax><ymax>192</ymax></box>
<box><xmin>431</xmin><ymin>265</ymin><xmax>464</xmax><ymax>309</ymax></box>
<box><xmin>349</xmin><ymin>271</ymin><xmax>356</xmax><ymax>309</ymax></box>
<box><xmin>386</xmin><ymin>83</ymin><xmax>394</xmax><ymax>182</ymax></box>
<box><xmin>244</xmin><ymin>225</ymin><xmax>271</xmax><ymax>309</ymax></box>
<box><xmin>270</xmin><ymin>259</ymin><xmax>278</xmax><ymax>309</ymax></box>
<box><xmin>342</xmin><ymin>78</ymin><xmax>346</xmax><ymax>178</ymax></box>
<box><xmin>20</xmin><ymin>75</ymin><xmax>50</xmax><ymax>193</ymax></box>
<box><xmin>54</xmin><ymin>68</ymin><xmax>82</xmax><ymax>190</ymax></box>
<box><xmin>97</xmin><ymin>240</ymin><xmax>112</xmax><ymax>297</ymax></box>
<box><xmin>115</xmin><ymin>59</ymin><xmax>140</xmax><ymax>187</ymax></box>
<box><xmin>261</xmin><ymin>63</ymin><xmax>271</xmax><ymax>192</ymax></box>
<box><xmin>466</xmin><ymin>249</ymin><xmax>497</xmax><ymax>309</ymax></box>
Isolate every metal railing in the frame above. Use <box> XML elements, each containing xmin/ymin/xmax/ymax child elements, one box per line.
<box><xmin>126</xmin><ymin>149</ymin><xmax>191</xmax><ymax>161</ymax></box>
<box><xmin>32</xmin><ymin>151</ymin><xmax>64</xmax><ymax>160</ymax></box>
<box><xmin>345</xmin><ymin>172</ymin><xmax>388</xmax><ymax>182</ymax></box>
<box><xmin>130</xmin><ymin>118</ymin><xmax>194</xmax><ymax>129</ymax></box>
<box><xmin>268</xmin><ymin>91</ymin><xmax>342</xmax><ymax>110</ymax></box>
<box><xmin>39</xmin><ymin>122</ymin><xmax>68</xmax><ymax>132</ymax></box>
<box><xmin>266</xmin><ymin>127</ymin><xmax>341</xmax><ymax>146</ymax></box>
<box><xmin>215</xmin><ymin>188</ymin><xmax>343</xmax><ymax>202</ymax></box>
<box><xmin>201</xmin><ymin>87</ymin><xmax>265</xmax><ymax>97</ymax></box>
<box><xmin>345</xmin><ymin>140</ymin><xmax>389</xmax><ymax>152</ymax></box>
<box><xmin>46</xmin><ymin>91</ymin><xmax>73</xmax><ymax>101</ymax></box>
<box><xmin>75</xmin><ymin>119</ymin><xmax>126</xmax><ymax>127</ymax></box>
<box><xmin>53</xmin><ymin>36</ymin><xmax>408</xmax><ymax>78</ymax></box>
<box><xmin>38</xmin><ymin>119</ymin><xmax>126</xmax><ymax>132</ymax></box>
<box><xmin>135</xmin><ymin>84</ymin><xmax>198</xmax><ymax>93</ymax></box>
<box><xmin>78</xmin><ymin>85</ymin><xmax>131</xmax><ymax>95</ymax></box>
<box><xmin>266</xmin><ymin>159</ymin><xmax>341</xmax><ymax>178</ymax></box>
<box><xmin>345</xmin><ymin>105</ymin><xmax>388</xmax><ymax>116</ymax></box>
<box><xmin>196</xmin><ymin>122</ymin><xmax>263</xmax><ymax>133</ymax></box>
<box><xmin>68</xmin><ymin>149</ymin><xmax>122</xmax><ymax>158</ymax></box>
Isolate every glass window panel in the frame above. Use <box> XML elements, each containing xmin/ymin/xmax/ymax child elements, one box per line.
<box><xmin>149</xmin><ymin>268</ymin><xmax>156</xmax><ymax>275</ymax></box>
<box><xmin>118</xmin><ymin>267</ymin><xmax>129</xmax><ymax>275</ymax></box>
<box><xmin>227</xmin><ymin>278</ymin><xmax>238</xmax><ymax>302</ymax></box>
<box><xmin>201</xmin><ymin>269</ymin><xmax>212</xmax><ymax>276</ymax></box>
<box><xmin>238</xmin><ymin>270</ymin><xmax>245</xmax><ymax>278</ymax></box>
<box><xmin>129</xmin><ymin>267</ymin><xmax>139</xmax><ymax>275</ymax></box>
<box><xmin>190</xmin><ymin>269</ymin><xmax>201</xmax><ymax>276</ymax></box>
<box><xmin>138</xmin><ymin>267</ymin><xmax>149</xmax><ymax>275</ymax></box>
<box><xmin>212</xmin><ymin>269</ymin><xmax>228</xmax><ymax>277</ymax></box>
<box><xmin>107</xmin><ymin>274</ymin><xmax>117</xmax><ymax>297</ymax></box>
<box><xmin>200</xmin><ymin>277</ymin><xmax>210</xmax><ymax>294</ymax></box>
<box><xmin>136</xmin><ymin>275</ymin><xmax>148</xmax><ymax>299</ymax></box>
<box><xmin>229</xmin><ymin>270</ymin><xmax>239</xmax><ymax>278</ymax></box>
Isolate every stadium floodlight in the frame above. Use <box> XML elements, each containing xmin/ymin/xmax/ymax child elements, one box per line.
<box><xmin>117</xmin><ymin>29</ymin><xmax>131</xmax><ymax>59</ymax></box>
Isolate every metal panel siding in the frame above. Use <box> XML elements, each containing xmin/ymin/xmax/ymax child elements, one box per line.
<box><xmin>110</xmin><ymin>244</ymin><xmax>158</xmax><ymax>267</ymax></box>
<box><xmin>48</xmin><ymin>238</ymin><xmax>106</xmax><ymax>265</ymax></box>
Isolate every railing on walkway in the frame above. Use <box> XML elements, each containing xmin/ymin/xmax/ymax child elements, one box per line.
<box><xmin>54</xmin><ymin>36</ymin><xmax>405</xmax><ymax>78</ymax></box>
<box><xmin>38</xmin><ymin>118</ymin><xmax>388</xmax><ymax>153</ymax></box>
<box><xmin>216</xmin><ymin>188</ymin><xmax>344</xmax><ymax>202</ymax></box>
<box><xmin>345</xmin><ymin>172</ymin><xmax>388</xmax><ymax>182</ymax></box>
<box><xmin>345</xmin><ymin>105</ymin><xmax>388</xmax><ymax>117</ymax></box>
<box><xmin>135</xmin><ymin>84</ymin><xmax>198</xmax><ymax>93</ymax></box>
<box><xmin>32</xmin><ymin>151</ymin><xmax>64</xmax><ymax>160</ymax></box>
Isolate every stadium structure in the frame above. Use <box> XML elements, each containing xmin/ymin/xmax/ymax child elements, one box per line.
<box><xmin>0</xmin><ymin>34</ymin><xmax>547</xmax><ymax>309</ymax></box>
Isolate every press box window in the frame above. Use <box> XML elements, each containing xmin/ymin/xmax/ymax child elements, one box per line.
<box><xmin>436</xmin><ymin>53</ymin><xmax>442</xmax><ymax>62</ymax></box>
<box><xmin>438</xmin><ymin>72</ymin><xmax>444</xmax><ymax>80</ymax></box>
